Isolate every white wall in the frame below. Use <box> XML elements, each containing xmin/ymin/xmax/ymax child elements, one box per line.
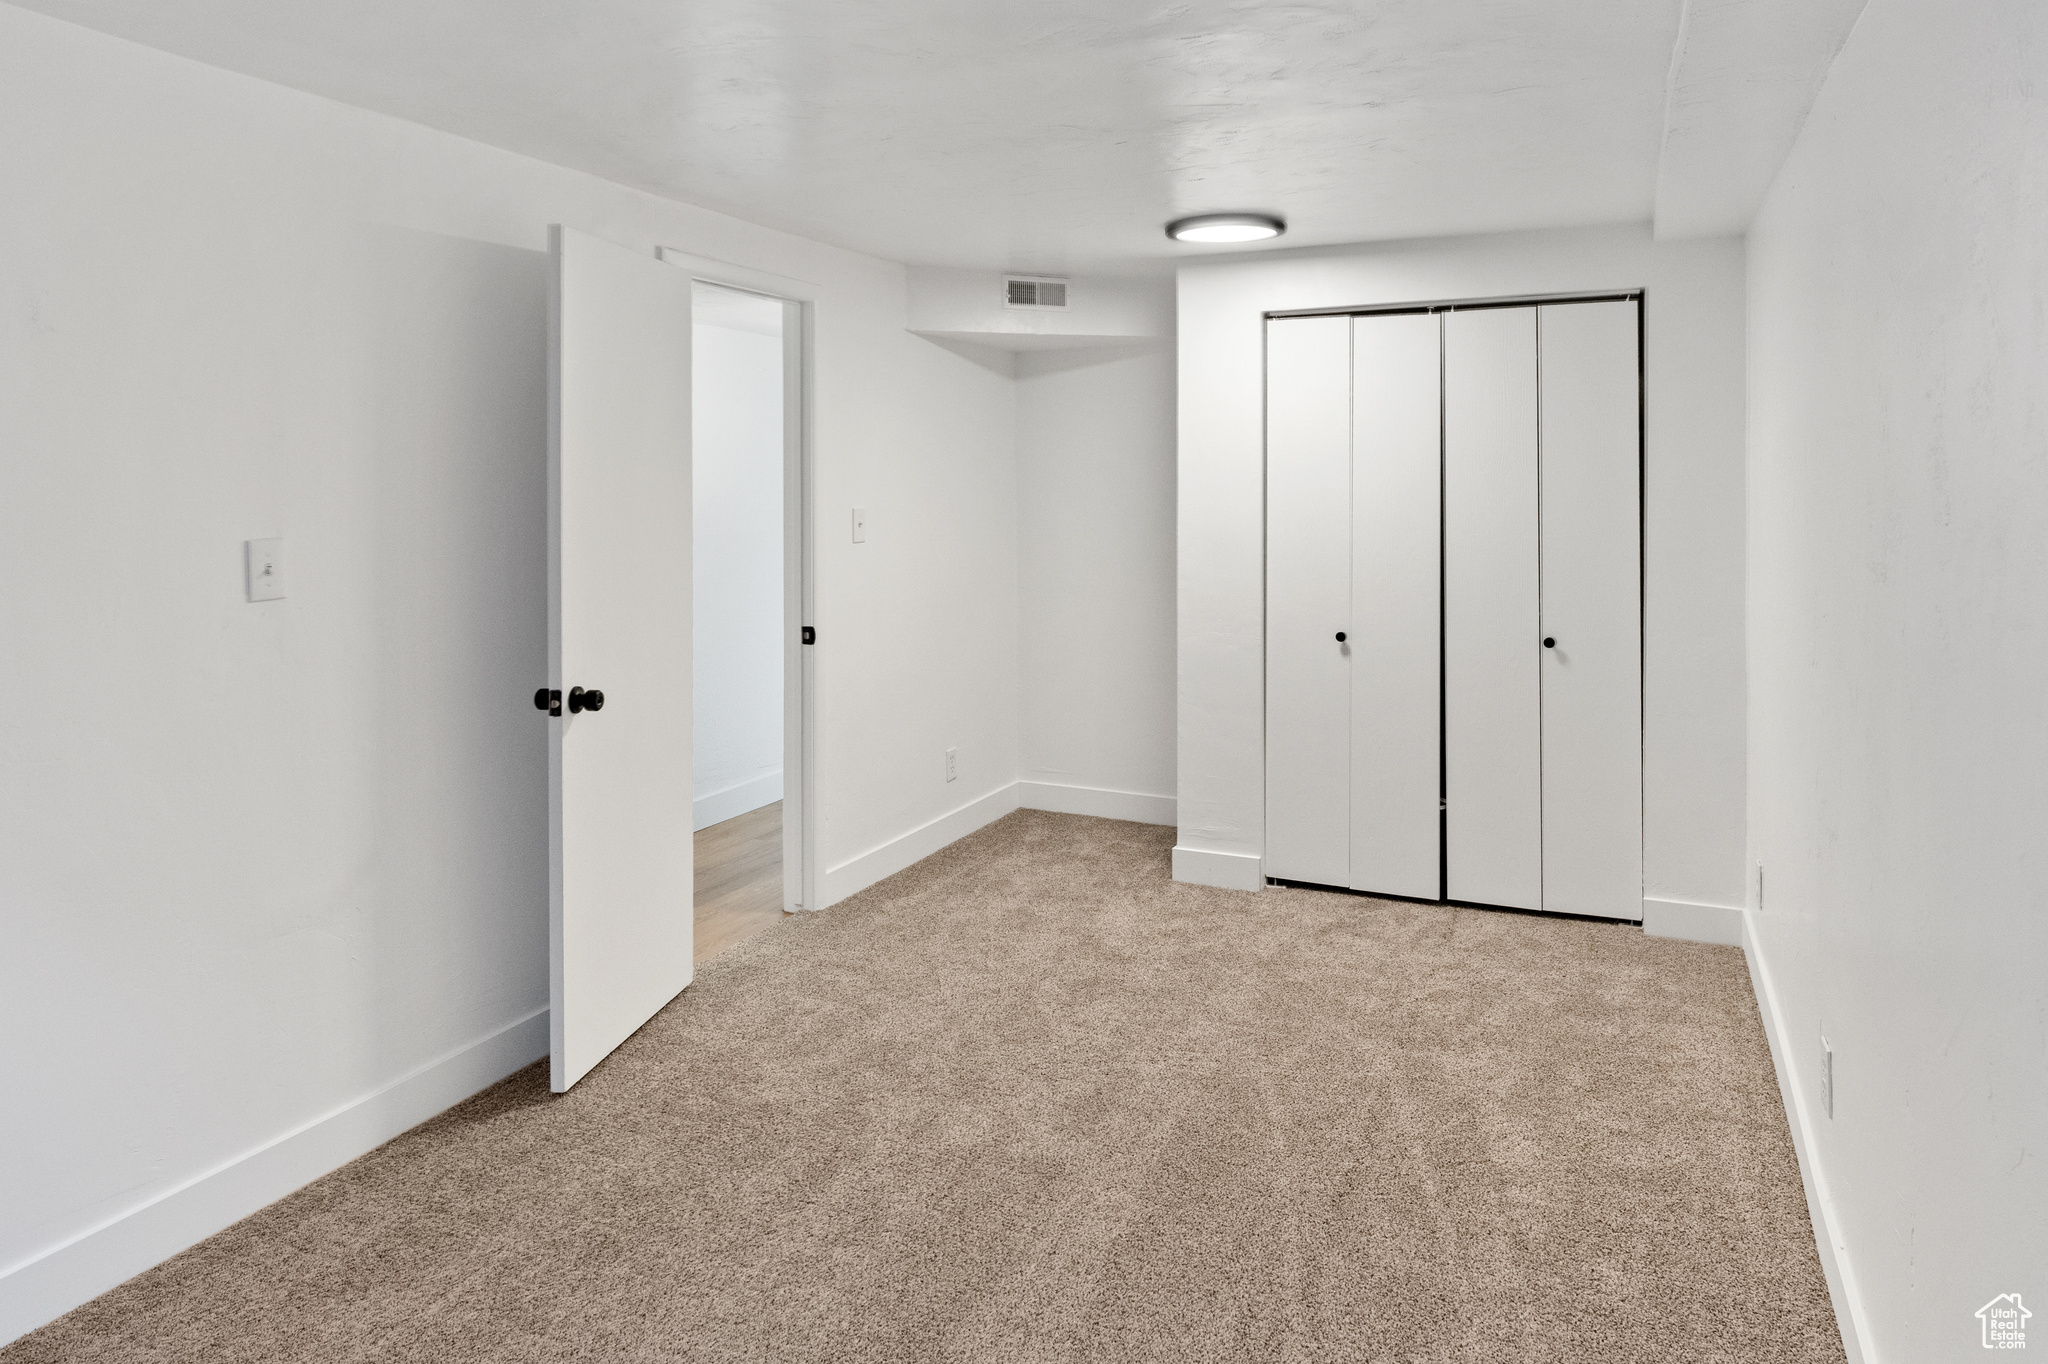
<box><xmin>1746</xmin><ymin>0</ymin><xmax>2048</xmax><ymax>1356</ymax></box>
<box><xmin>1016</xmin><ymin>342</ymin><xmax>1178</xmax><ymax>821</ymax></box>
<box><xmin>692</xmin><ymin>313</ymin><xmax>784</xmax><ymax>831</ymax></box>
<box><xmin>0</xmin><ymin>3</ymin><xmax>1018</xmax><ymax>1338</ymax></box>
<box><xmin>907</xmin><ymin>267</ymin><xmax>1172</xmax><ymax>346</ymax></box>
<box><xmin>1175</xmin><ymin>225</ymin><xmax>1748</xmax><ymax>907</ymax></box>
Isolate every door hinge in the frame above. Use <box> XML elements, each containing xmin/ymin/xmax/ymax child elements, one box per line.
<box><xmin>802</xmin><ymin>626</ymin><xmax>816</xmax><ymax>645</ymax></box>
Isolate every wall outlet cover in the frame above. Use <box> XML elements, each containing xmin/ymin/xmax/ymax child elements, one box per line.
<box><xmin>246</xmin><ymin>537</ymin><xmax>285</xmax><ymax>602</ymax></box>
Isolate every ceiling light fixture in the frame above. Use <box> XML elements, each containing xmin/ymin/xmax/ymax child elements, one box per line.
<box><xmin>1166</xmin><ymin>213</ymin><xmax>1286</xmax><ymax>244</ymax></box>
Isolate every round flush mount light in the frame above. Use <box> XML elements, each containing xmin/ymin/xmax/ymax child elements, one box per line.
<box><xmin>1166</xmin><ymin>212</ymin><xmax>1286</xmax><ymax>244</ymax></box>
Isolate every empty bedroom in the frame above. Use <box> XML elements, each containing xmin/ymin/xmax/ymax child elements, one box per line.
<box><xmin>0</xmin><ymin>0</ymin><xmax>2040</xmax><ymax>1359</ymax></box>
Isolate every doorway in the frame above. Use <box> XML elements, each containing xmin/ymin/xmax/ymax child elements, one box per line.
<box><xmin>1262</xmin><ymin>294</ymin><xmax>1644</xmax><ymax>921</ymax></box>
<box><xmin>686</xmin><ymin>275</ymin><xmax>812</xmax><ymax>959</ymax></box>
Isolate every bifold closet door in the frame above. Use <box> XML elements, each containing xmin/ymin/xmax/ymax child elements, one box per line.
<box><xmin>1264</xmin><ymin>315</ymin><xmax>1352</xmax><ymax>886</ymax></box>
<box><xmin>1349</xmin><ymin>313</ymin><xmax>1441</xmax><ymax>899</ymax></box>
<box><xmin>1443</xmin><ymin>307</ymin><xmax>1542</xmax><ymax>911</ymax></box>
<box><xmin>1538</xmin><ymin>300</ymin><xmax>1642</xmax><ymax>920</ymax></box>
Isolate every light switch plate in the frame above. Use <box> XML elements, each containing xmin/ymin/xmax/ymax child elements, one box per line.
<box><xmin>852</xmin><ymin>508</ymin><xmax>868</xmax><ymax>543</ymax></box>
<box><xmin>246</xmin><ymin>537</ymin><xmax>285</xmax><ymax>602</ymax></box>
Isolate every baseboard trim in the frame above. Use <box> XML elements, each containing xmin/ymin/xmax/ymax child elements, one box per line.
<box><xmin>0</xmin><ymin>1006</ymin><xmax>549</xmax><ymax>1348</ymax></box>
<box><xmin>1743</xmin><ymin>918</ymin><xmax>1876</xmax><ymax>1364</ymax></box>
<box><xmin>1642</xmin><ymin>895</ymin><xmax>1746</xmax><ymax>946</ymax></box>
<box><xmin>819</xmin><ymin>783</ymin><xmax>1022</xmax><ymax>908</ymax></box>
<box><xmin>1171</xmin><ymin>844</ymin><xmax>1264</xmax><ymax>891</ymax></box>
<box><xmin>693</xmin><ymin>770</ymin><xmax>782</xmax><ymax>832</ymax></box>
<box><xmin>1017</xmin><ymin>781</ymin><xmax>1175</xmax><ymax>827</ymax></box>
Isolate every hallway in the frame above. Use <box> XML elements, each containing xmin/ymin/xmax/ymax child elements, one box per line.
<box><xmin>694</xmin><ymin>802</ymin><xmax>785</xmax><ymax>965</ymax></box>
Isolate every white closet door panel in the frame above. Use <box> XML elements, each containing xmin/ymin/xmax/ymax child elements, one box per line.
<box><xmin>1264</xmin><ymin>315</ymin><xmax>1352</xmax><ymax>886</ymax></box>
<box><xmin>1538</xmin><ymin>300</ymin><xmax>1642</xmax><ymax>921</ymax></box>
<box><xmin>1349</xmin><ymin>313</ymin><xmax>1441</xmax><ymax>900</ymax></box>
<box><xmin>1443</xmin><ymin>307</ymin><xmax>1542</xmax><ymax>911</ymax></box>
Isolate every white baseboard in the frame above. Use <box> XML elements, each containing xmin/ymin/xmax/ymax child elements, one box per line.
<box><xmin>693</xmin><ymin>770</ymin><xmax>782</xmax><ymax>832</ymax></box>
<box><xmin>817</xmin><ymin>782</ymin><xmax>1176</xmax><ymax>909</ymax></box>
<box><xmin>1171</xmin><ymin>844</ymin><xmax>1264</xmax><ymax>891</ymax></box>
<box><xmin>0</xmin><ymin>1007</ymin><xmax>548</xmax><ymax>1349</ymax></box>
<box><xmin>1743</xmin><ymin>919</ymin><xmax>1875</xmax><ymax>1364</ymax></box>
<box><xmin>1642</xmin><ymin>895</ymin><xmax>1746</xmax><ymax>946</ymax></box>
<box><xmin>819</xmin><ymin>783</ymin><xmax>1022</xmax><ymax>908</ymax></box>
<box><xmin>1017</xmin><ymin>781</ymin><xmax>1175</xmax><ymax>826</ymax></box>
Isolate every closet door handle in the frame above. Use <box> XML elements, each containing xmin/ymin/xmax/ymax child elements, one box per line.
<box><xmin>1543</xmin><ymin>637</ymin><xmax>1556</xmax><ymax>649</ymax></box>
<box><xmin>1334</xmin><ymin>631</ymin><xmax>1347</xmax><ymax>643</ymax></box>
<box><xmin>568</xmin><ymin>686</ymin><xmax>605</xmax><ymax>713</ymax></box>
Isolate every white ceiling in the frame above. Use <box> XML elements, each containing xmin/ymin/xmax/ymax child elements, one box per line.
<box><xmin>1653</xmin><ymin>0</ymin><xmax>1869</xmax><ymax>239</ymax></box>
<box><xmin>15</xmin><ymin>0</ymin><xmax>1853</xmax><ymax>274</ymax></box>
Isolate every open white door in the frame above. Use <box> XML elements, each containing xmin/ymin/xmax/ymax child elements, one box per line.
<box><xmin>548</xmin><ymin>226</ymin><xmax>696</xmax><ymax>1092</ymax></box>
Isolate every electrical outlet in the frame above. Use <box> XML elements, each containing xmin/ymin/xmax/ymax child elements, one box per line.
<box><xmin>1820</xmin><ymin>1034</ymin><xmax>1833</xmax><ymax>1119</ymax></box>
<box><xmin>945</xmin><ymin>747</ymin><xmax>958</xmax><ymax>783</ymax></box>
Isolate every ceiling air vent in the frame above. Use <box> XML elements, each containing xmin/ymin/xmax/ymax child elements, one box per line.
<box><xmin>1003</xmin><ymin>275</ymin><xmax>1068</xmax><ymax>310</ymax></box>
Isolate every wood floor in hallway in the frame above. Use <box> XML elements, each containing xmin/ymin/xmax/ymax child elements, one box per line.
<box><xmin>694</xmin><ymin>800</ymin><xmax>784</xmax><ymax>964</ymax></box>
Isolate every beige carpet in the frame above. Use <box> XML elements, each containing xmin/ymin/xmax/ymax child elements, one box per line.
<box><xmin>6</xmin><ymin>811</ymin><xmax>1843</xmax><ymax>1363</ymax></box>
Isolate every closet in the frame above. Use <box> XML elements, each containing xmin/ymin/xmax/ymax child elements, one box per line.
<box><xmin>1263</xmin><ymin>297</ymin><xmax>1642</xmax><ymax>922</ymax></box>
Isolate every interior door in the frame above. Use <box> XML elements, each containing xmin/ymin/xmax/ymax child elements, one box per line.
<box><xmin>1443</xmin><ymin>306</ymin><xmax>1542</xmax><ymax>910</ymax></box>
<box><xmin>1349</xmin><ymin>312</ymin><xmax>1442</xmax><ymax>899</ymax></box>
<box><xmin>1537</xmin><ymin>299</ymin><xmax>1642</xmax><ymax>920</ymax></box>
<box><xmin>549</xmin><ymin>225</ymin><xmax>697</xmax><ymax>1091</ymax></box>
<box><xmin>1264</xmin><ymin>315</ymin><xmax>1352</xmax><ymax>886</ymax></box>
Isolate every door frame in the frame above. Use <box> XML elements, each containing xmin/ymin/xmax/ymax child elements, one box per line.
<box><xmin>1258</xmin><ymin>288</ymin><xmax>1645</xmax><ymax>920</ymax></box>
<box><xmin>658</xmin><ymin>248</ymin><xmax>819</xmax><ymax>913</ymax></box>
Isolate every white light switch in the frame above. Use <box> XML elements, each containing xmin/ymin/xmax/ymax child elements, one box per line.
<box><xmin>851</xmin><ymin>508</ymin><xmax>868</xmax><ymax>544</ymax></box>
<box><xmin>246</xmin><ymin>537</ymin><xmax>285</xmax><ymax>602</ymax></box>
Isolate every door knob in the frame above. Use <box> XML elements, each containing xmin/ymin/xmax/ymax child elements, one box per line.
<box><xmin>568</xmin><ymin>686</ymin><xmax>605</xmax><ymax>713</ymax></box>
<box><xmin>533</xmin><ymin>688</ymin><xmax>561</xmax><ymax>716</ymax></box>
<box><xmin>1543</xmin><ymin>637</ymin><xmax>1556</xmax><ymax>649</ymax></box>
<box><xmin>1335</xmin><ymin>632</ymin><xmax>1347</xmax><ymax>643</ymax></box>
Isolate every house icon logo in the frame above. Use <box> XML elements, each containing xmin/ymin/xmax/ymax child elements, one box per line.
<box><xmin>1977</xmin><ymin>1293</ymin><xmax>2030</xmax><ymax>1349</ymax></box>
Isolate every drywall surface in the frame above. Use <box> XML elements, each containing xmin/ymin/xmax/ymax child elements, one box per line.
<box><xmin>0</xmin><ymin>3</ymin><xmax>1017</xmax><ymax>1334</ymax></box>
<box><xmin>1651</xmin><ymin>0</ymin><xmax>1870</xmax><ymax>239</ymax></box>
<box><xmin>3</xmin><ymin>0</ymin><xmax>1688</xmax><ymax>273</ymax></box>
<box><xmin>1017</xmin><ymin>342</ymin><xmax>1177</xmax><ymax>809</ymax></box>
<box><xmin>1745</xmin><ymin>0</ymin><xmax>2048</xmax><ymax>1356</ymax></box>
<box><xmin>692</xmin><ymin>318</ymin><xmax>784</xmax><ymax>830</ymax></box>
<box><xmin>908</xmin><ymin>268</ymin><xmax>1172</xmax><ymax>347</ymax></box>
<box><xmin>1176</xmin><ymin>224</ymin><xmax>1746</xmax><ymax>909</ymax></box>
